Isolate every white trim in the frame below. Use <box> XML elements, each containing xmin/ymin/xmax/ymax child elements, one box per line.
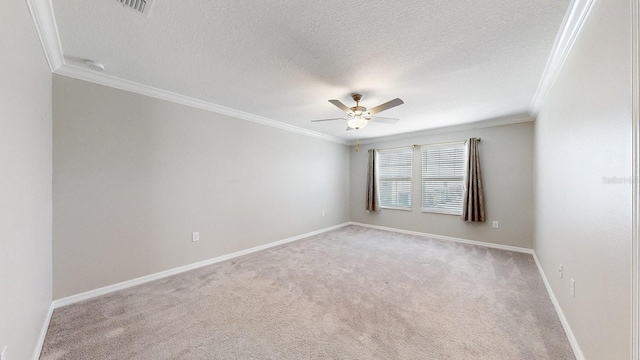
<box><xmin>421</xmin><ymin>209</ymin><xmax>462</xmax><ymax>216</ymax></box>
<box><xmin>529</xmin><ymin>0</ymin><xmax>597</xmax><ymax>115</ymax></box>
<box><xmin>380</xmin><ymin>206</ymin><xmax>412</xmax><ymax>212</ymax></box>
<box><xmin>25</xmin><ymin>0</ymin><xmax>63</xmax><ymax>72</ymax></box>
<box><xmin>353</xmin><ymin>113</ymin><xmax>534</xmax><ymax>146</ymax></box>
<box><xmin>532</xmin><ymin>253</ymin><xmax>585</xmax><ymax>360</ymax></box>
<box><xmin>349</xmin><ymin>222</ymin><xmax>533</xmax><ymax>254</ymax></box>
<box><xmin>632</xmin><ymin>0</ymin><xmax>640</xmax><ymax>358</ymax></box>
<box><xmin>32</xmin><ymin>303</ymin><xmax>54</xmax><ymax>360</ymax></box>
<box><xmin>55</xmin><ymin>65</ymin><xmax>348</xmax><ymax>145</ymax></box>
<box><xmin>52</xmin><ymin>222</ymin><xmax>350</xmax><ymax>308</ymax></box>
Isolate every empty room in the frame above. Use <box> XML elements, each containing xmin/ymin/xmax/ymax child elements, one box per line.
<box><xmin>2</xmin><ymin>0</ymin><xmax>638</xmax><ymax>359</ymax></box>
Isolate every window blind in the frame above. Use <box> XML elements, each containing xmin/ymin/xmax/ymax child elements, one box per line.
<box><xmin>421</xmin><ymin>142</ymin><xmax>465</xmax><ymax>215</ymax></box>
<box><xmin>378</xmin><ymin>147</ymin><xmax>412</xmax><ymax>209</ymax></box>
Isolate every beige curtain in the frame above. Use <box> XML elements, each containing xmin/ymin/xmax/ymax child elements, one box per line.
<box><xmin>366</xmin><ymin>149</ymin><xmax>380</xmax><ymax>212</ymax></box>
<box><xmin>461</xmin><ymin>138</ymin><xmax>485</xmax><ymax>222</ymax></box>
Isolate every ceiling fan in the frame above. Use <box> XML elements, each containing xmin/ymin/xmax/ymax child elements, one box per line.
<box><xmin>311</xmin><ymin>94</ymin><xmax>404</xmax><ymax>130</ymax></box>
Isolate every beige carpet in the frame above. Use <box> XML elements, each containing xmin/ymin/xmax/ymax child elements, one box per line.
<box><xmin>40</xmin><ymin>225</ymin><xmax>574</xmax><ymax>359</ymax></box>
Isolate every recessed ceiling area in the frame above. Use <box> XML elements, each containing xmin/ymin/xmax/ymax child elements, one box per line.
<box><xmin>50</xmin><ymin>0</ymin><xmax>571</xmax><ymax>141</ymax></box>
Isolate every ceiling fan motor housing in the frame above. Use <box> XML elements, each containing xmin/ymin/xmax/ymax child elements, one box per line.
<box><xmin>350</xmin><ymin>105</ymin><xmax>368</xmax><ymax>116</ymax></box>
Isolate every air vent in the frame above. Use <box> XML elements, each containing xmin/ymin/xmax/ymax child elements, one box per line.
<box><xmin>116</xmin><ymin>0</ymin><xmax>154</xmax><ymax>15</ymax></box>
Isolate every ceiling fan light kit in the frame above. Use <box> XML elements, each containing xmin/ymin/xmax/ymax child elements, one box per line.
<box><xmin>347</xmin><ymin>116</ymin><xmax>368</xmax><ymax>130</ymax></box>
<box><xmin>311</xmin><ymin>93</ymin><xmax>404</xmax><ymax>131</ymax></box>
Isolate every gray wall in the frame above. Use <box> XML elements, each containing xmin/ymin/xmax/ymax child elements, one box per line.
<box><xmin>0</xmin><ymin>1</ymin><xmax>53</xmax><ymax>360</ymax></box>
<box><xmin>350</xmin><ymin>121</ymin><xmax>534</xmax><ymax>249</ymax></box>
<box><xmin>534</xmin><ymin>0</ymin><xmax>632</xmax><ymax>358</ymax></box>
<box><xmin>53</xmin><ymin>75</ymin><xmax>350</xmax><ymax>299</ymax></box>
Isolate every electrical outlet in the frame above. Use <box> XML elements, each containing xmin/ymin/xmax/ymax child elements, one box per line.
<box><xmin>192</xmin><ymin>232</ymin><xmax>199</xmax><ymax>242</ymax></box>
<box><xmin>2</xmin><ymin>345</ymin><xmax>8</xmax><ymax>360</ymax></box>
<box><xmin>571</xmin><ymin>278</ymin><xmax>576</xmax><ymax>297</ymax></box>
<box><xmin>559</xmin><ymin>264</ymin><xmax>563</xmax><ymax>279</ymax></box>
<box><xmin>492</xmin><ymin>221</ymin><xmax>499</xmax><ymax>229</ymax></box>
<box><xmin>322</xmin><ymin>210</ymin><xmax>325</xmax><ymax>217</ymax></box>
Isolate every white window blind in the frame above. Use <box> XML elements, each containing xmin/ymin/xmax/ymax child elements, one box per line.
<box><xmin>378</xmin><ymin>147</ymin><xmax>412</xmax><ymax>209</ymax></box>
<box><xmin>421</xmin><ymin>142</ymin><xmax>466</xmax><ymax>215</ymax></box>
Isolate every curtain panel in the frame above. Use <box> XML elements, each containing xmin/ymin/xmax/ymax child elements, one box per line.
<box><xmin>461</xmin><ymin>138</ymin><xmax>485</xmax><ymax>222</ymax></box>
<box><xmin>366</xmin><ymin>149</ymin><xmax>381</xmax><ymax>212</ymax></box>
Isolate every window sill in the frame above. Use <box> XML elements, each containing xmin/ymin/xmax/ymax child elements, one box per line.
<box><xmin>422</xmin><ymin>208</ymin><xmax>461</xmax><ymax>216</ymax></box>
<box><xmin>381</xmin><ymin>206</ymin><xmax>412</xmax><ymax>212</ymax></box>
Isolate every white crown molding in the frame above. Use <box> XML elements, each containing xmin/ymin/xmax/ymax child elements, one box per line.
<box><xmin>24</xmin><ymin>0</ymin><xmax>349</xmax><ymax>146</ymax></box>
<box><xmin>55</xmin><ymin>64</ymin><xmax>349</xmax><ymax>145</ymax></box>
<box><xmin>25</xmin><ymin>0</ymin><xmax>579</xmax><ymax>147</ymax></box>
<box><xmin>25</xmin><ymin>0</ymin><xmax>64</xmax><ymax>72</ymax></box>
<box><xmin>529</xmin><ymin>0</ymin><xmax>598</xmax><ymax>115</ymax></box>
<box><xmin>352</xmin><ymin>113</ymin><xmax>534</xmax><ymax>146</ymax></box>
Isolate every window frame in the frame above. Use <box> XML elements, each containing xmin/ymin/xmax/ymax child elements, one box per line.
<box><xmin>420</xmin><ymin>141</ymin><xmax>466</xmax><ymax>216</ymax></box>
<box><xmin>377</xmin><ymin>147</ymin><xmax>413</xmax><ymax>211</ymax></box>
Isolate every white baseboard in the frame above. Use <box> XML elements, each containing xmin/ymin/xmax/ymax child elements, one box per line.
<box><xmin>40</xmin><ymin>222</ymin><xmax>582</xmax><ymax>360</ymax></box>
<box><xmin>51</xmin><ymin>222</ymin><xmax>350</xmax><ymax>309</ymax></box>
<box><xmin>32</xmin><ymin>303</ymin><xmax>54</xmax><ymax>360</ymax></box>
<box><xmin>532</xmin><ymin>253</ymin><xmax>584</xmax><ymax>360</ymax></box>
<box><xmin>349</xmin><ymin>222</ymin><xmax>534</xmax><ymax>254</ymax></box>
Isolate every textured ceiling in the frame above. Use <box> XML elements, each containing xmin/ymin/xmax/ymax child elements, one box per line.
<box><xmin>52</xmin><ymin>0</ymin><xmax>570</xmax><ymax>141</ymax></box>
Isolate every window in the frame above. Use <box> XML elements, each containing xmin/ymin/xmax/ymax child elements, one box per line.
<box><xmin>378</xmin><ymin>147</ymin><xmax>412</xmax><ymax>210</ymax></box>
<box><xmin>421</xmin><ymin>142</ymin><xmax>465</xmax><ymax>215</ymax></box>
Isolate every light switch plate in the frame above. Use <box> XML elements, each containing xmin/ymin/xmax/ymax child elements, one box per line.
<box><xmin>192</xmin><ymin>232</ymin><xmax>199</xmax><ymax>242</ymax></box>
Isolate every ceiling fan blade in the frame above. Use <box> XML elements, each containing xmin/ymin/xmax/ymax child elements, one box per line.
<box><xmin>368</xmin><ymin>98</ymin><xmax>404</xmax><ymax>115</ymax></box>
<box><xmin>328</xmin><ymin>100</ymin><xmax>353</xmax><ymax>114</ymax></box>
<box><xmin>368</xmin><ymin>116</ymin><xmax>399</xmax><ymax>124</ymax></box>
<box><xmin>346</xmin><ymin>127</ymin><xmax>353</xmax><ymax>131</ymax></box>
<box><xmin>311</xmin><ymin>118</ymin><xmax>345</xmax><ymax>122</ymax></box>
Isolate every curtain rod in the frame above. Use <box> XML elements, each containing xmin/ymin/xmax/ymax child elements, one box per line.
<box><xmin>373</xmin><ymin>137</ymin><xmax>481</xmax><ymax>152</ymax></box>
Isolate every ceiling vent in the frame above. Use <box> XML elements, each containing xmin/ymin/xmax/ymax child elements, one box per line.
<box><xmin>116</xmin><ymin>0</ymin><xmax>155</xmax><ymax>15</ymax></box>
